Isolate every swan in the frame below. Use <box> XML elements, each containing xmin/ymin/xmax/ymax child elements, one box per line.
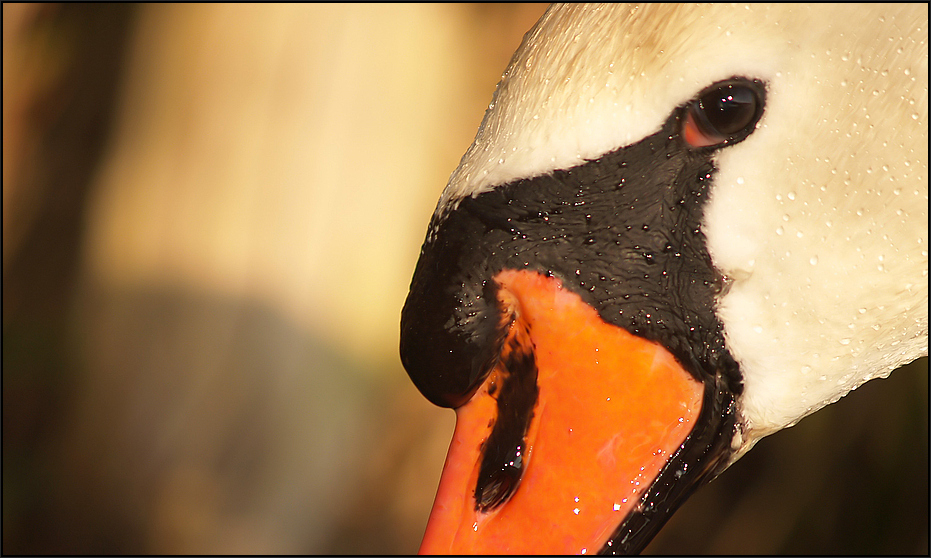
<box><xmin>400</xmin><ymin>4</ymin><xmax>927</xmax><ymax>554</ymax></box>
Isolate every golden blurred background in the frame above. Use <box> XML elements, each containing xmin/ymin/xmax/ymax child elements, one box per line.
<box><xmin>3</xmin><ymin>4</ymin><xmax>926</xmax><ymax>554</ymax></box>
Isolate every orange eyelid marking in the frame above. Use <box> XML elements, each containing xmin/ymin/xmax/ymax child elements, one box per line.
<box><xmin>682</xmin><ymin>109</ymin><xmax>724</xmax><ymax>148</ymax></box>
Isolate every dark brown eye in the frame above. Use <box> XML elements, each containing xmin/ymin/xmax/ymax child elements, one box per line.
<box><xmin>683</xmin><ymin>78</ymin><xmax>765</xmax><ymax>148</ymax></box>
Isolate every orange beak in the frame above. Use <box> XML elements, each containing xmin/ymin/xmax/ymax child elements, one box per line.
<box><xmin>418</xmin><ymin>269</ymin><xmax>704</xmax><ymax>554</ymax></box>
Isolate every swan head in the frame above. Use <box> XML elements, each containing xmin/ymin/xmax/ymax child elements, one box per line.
<box><xmin>401</xmin><ymin>4</ymin><xmax>927</xmax><ymax>554</ymax></box>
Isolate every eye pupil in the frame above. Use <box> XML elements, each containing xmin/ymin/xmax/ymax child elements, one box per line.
<box><xmin>699</xmin><ymin>85</ymin><xmax>758</xmax><ymax>135</ymax></box>
<box><xmin>683</xmin><ymin>78</ymin><xmax>765</xmax><ymax>148</ymax></box>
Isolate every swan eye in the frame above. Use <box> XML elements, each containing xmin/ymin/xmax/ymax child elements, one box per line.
<box><xmin>682</xmin><ymin>78</ymin><xmax>765</xmax><ymax>148</ymax></box>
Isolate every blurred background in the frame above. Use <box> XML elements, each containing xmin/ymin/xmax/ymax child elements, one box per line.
<box><xmin>3</xmin><ymin>4</ymin><xmax>927</xmax><ymax>554</ymax></box>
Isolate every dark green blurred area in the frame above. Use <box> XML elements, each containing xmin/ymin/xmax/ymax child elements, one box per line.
<box><xmin>3</xmin><ymin>4</ymin><xmax>928</xmax><ymax>555</ymax></box>
<box><xmin>3</xmin><ymin>4</ymin><xmax>142</xmax><ymax>552</ymax></box>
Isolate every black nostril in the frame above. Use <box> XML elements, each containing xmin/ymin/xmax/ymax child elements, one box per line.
<box><xmin>474</xmin><ymin>333</ymin><xmax>539</xmax><ymax>513</ymax></box>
